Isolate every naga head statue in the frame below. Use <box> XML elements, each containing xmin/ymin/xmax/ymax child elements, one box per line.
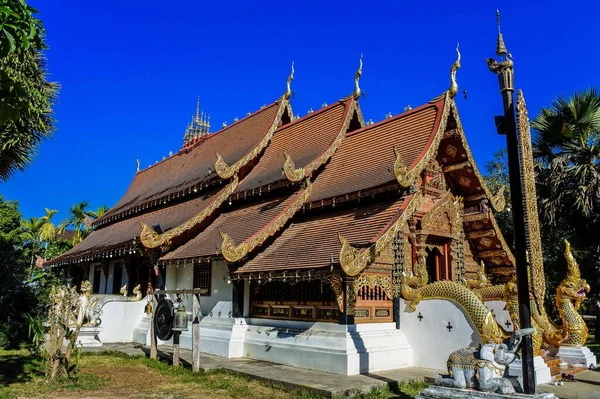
<box><xmin>557</xmin><ymin>240</ymin><xmax>590</xmax><ymax>307</ymax></box>
<box><xmin>80</xmin><ymin>280</ymin><xmax>92</xmax><ymax>296</ymax></box>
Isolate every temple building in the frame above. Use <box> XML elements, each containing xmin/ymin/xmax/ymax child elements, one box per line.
<box><xmin>47</xmin><ymin>40</ymin><xmax>594</xmax><ymax>378</ymax></box>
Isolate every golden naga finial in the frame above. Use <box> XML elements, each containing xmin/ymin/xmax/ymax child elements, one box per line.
<box><xmin>564</xmin><ymin>240</ymin><xmax>581</xmax><ymax>282</ymax></box>
<box><xmin>195</xmin><ymin>95</ymin><xmax>201</xmax><ymax>125</ymax></box>
<box><xmin>352</xmin><ymin>53</ymin><xmax>363</xmax><ymax>100</ymax></box>
<box><xmin>284</xmin><ymin>61</ymin><xmax>294</xmax><ymax>99</ymax></box>
<box><xmin>448</xmin><ymin>43</ymin><xmax>461</xmax><ymax>98</ymax></box>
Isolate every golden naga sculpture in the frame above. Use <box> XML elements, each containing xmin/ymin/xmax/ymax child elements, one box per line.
<box><xmin>393</xmin><ymin>146</ymin><xmax>413</xmax><ymax>187</ymax></box>
<box><xmin>401</xmin><ymin>279</ymin><xmax>505</xmax><ymax>344</ymax></box>
<box><xmin>555</xmin><ymin>240</ymin><xmax>590</xmax><ymax>346</ymax></box>
<box><xmin>448</xmin><ymin>43</ymin><xmax>460</xmax><ymax>98</ymax></box>
<box><xmin>465</xmin><ymin>261</ymin><xmax>492</xmax><ymax>290</ymax></box>
<box><xmin>140</xmin><ymin>175</ymin><xmax>239</xmax><ymax>249</ymax></box>
<box><xmin>282</xmin><ymin>151</ymin><xmax>305</xmax><ymax>181</ymax></box>
<box><xmin>352</xmin><ymin>53</ymin><xmax>363</xmax><ymax>100</ymax></box>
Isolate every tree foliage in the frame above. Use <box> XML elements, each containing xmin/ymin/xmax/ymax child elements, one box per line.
<box><xmin>0</xmin><ymin>0</ymin><xmax>58</xmax><ymax>181</ymax></box>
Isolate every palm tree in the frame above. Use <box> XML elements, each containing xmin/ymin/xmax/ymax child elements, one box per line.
<box><xmin>21</xmin><ymin>216</ymin><xmax>44</xmax><ymax>275</ymax></box>
<box><xmin>532</xmin><ymin>88</ymin><xmax>600</xmax><ymax>221</ymax></box>
<box><xmin>59</xmin><ymin>201</ymin><xmax>104</xmax><ymax>244</ymax></box>
<box><xmin>39</xmin><ymin>208</ymin><xmax>58</xmax><ymax>242</ymax></box>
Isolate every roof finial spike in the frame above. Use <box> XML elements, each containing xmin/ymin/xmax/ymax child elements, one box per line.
<box><xmin>448</xmin><ymin>43</ymin><xmax>461</xmax><ymax>98</ymax></box>
<box><xmin>195</xmin><ymin>95</ymin><xmax>201</xmax><ymax>124</ymax></box>
<box><xmin>352</xmin><ymin>53</ymin><xmax>363</xmax><ymax>100</ymax></box>
<box><xmin>284</xmin><ymin>61</ymin><xmax>295</xmax><ymax>99</ymax></box>
<box><xmin>495</xmin><ymin>9</ymin><xmax>508</xmax><ymax>56</ymax></box>
<box><xmin>136</xmin><ymin>157</ymin><xmax>140</xmax><ymax>172</ymax></box>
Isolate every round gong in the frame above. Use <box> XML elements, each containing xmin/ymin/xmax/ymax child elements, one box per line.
<box><xmin>154</xmin><ymin>298</ymin><xmax>174</xmax><ymax>341</ymax></box>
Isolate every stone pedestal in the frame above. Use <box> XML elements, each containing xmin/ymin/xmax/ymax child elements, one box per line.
<box><xmin>416</xmin><ymin>385</ymin><xmax>557</xmax><ymax>399</ymax></box>
<box><xmin>557</xmin><ymin>346</ymin><xmax>597</xmax><ymax>367</ymax></box>
<box><xmin>77</xmin><ymin>326</ymin><xmax>103</xmax><ymax>347</ymax></box>
<box><xmin>508</xmin><ymin>356</ymin><xmax>552</xmax><ymax>386</ymax></box>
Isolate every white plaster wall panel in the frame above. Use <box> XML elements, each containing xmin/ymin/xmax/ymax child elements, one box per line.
<box><xmin>99</xmin><ymin>268</ymin><xmax>107</xmax><ymax>294</ymax></box>
<box><xmin>400</xmin><ymin>298</ymin><xmax>481</xmax><ymax>370</ymax></box>
<box><xmin>97</xmin><ymin>300</ymin><xmax>147</xmax><ymax>343</ymax></box>
<box><xmin>242</xmin><ymin>322</ymin><xmax>412</xmax><ymax>375</ymax></box>
<box><xmin>484</xmin><ymin>300</ymin><xmax>514</xmax><ymax>333</ymax></box>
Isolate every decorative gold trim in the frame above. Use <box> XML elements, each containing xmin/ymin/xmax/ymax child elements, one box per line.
<box><xmin>220</xmin><ymin>181</ymin><xmax>313</xmax><ymax>262</ymax></box>
<box><xmin>442</xmin><ymin>161</ymin><xmax>471</xmax><ymax>173</ymax></box>
<box><xmin>420</xmin><ymin>191</ymin><xmax>463</xmax><ymax>237</ymax></box>
<box><xmin>214</xmin><ymin>100</ymin><xmax>292</xmax><ymax>179</ymax></box>
<box><xmin>488</xmin><ymin>211</ymin><xmax>516</xmax><ymax>266</ymax></box>
<box><xmin>448</xmin><ymin>43</ymin><xmax>461</xmax><ymax>98</ymax></box>
<box><xmin>450</xmin><ymin>102</ymin><xmax>506</xmax><ymax>212</ymax></box>
<box><xmin>354</xmin><ymin>274</ymin><xmax>393</xmax><ymax>300</ymax></box>
<box><xmin>338</xmin><ymin>193</ymin><xmax>421</xmax><ymax>276</ymax></box>
<box><xmin>140</xmin><ymin>175</ymin><xmax>239</xmax><ymax>249</ymax></box>
<box><xmin>283</xmin><ymin>151</ymin><xmax>305</xmax><ymax>182</ymax></box>
<box><xmin>467</xmin><ymin>229</ymin><xmax>496</xmax><ymax>239</ymax></box>
<box><xmin>394</xmin><ymin>93</ymin><xmax>452</xmax><ymax>188</ymax></box>
<box><xmin>516</xmin><ymin>90</ymin><xmax>545</xmax><ymax>308</ymax></box>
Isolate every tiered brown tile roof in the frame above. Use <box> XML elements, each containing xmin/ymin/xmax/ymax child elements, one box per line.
<box><xmin>48</xmin><ymin>192</ymin><xmax>220</xmax><ymax>266</ymax></box>
<box><xmin>236</xmin><ymin>100</ymin><xmax>351</xmax><ymax>193</ymax></box>
<box><xmin>309</xmin><ymin>97</ymin><xmax>445</xmax><ymax>202</ymax></box>
<box><xmin>235</xmin><ymin>197</ymin><xmax>409</xmax><ymax>274</ymax></box>
<box><xmin>94</xmin><ymin>101</ymin><xmax>285</xmax><ymax>227</ymax></box>
<box><xmin>160</xmin><ymin>191</ymin><xmax>303</xmax><ymax>262</ymax></box>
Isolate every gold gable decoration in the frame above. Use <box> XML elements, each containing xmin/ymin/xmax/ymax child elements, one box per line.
<box><xmin>338</xmin><ymin>193</ymin><xmax>420</xmax><ymax>277</ymax></box>
<box><xmin>282</xmin><ymin>151</ymin><xmax>305</xmax><ymax>182</ymax></box>
<box><xmin>214</xmin><ymin>100</ymin><xmax>292</xmax><ymax>179</ymax></box>
<box><xmin>420</xmin><ymin>191</ymin><xmax>463</xmax><ymax>236</ymax></box>
<box><xmin>140</xmin><ymin>175</ymin><xmax>239</xmax><ymax>249</ymax></box>
<box><xmin>220</xmin><ymin>181</ymin><xmax>313</xmax><ymax>262</ymax></box>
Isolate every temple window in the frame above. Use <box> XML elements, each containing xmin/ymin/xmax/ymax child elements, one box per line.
<box><xmin>426</xmin><ymin>244</ymin><xmax>452</xmax><ymax>282</ymax></box>
<box><xmin>193</xmin><ymin>262</ymin><xmax>212</xmax><ymax>296</ymax></box>
<box><xmin>111</xmin><ymin>262</ymin><xmax>124</xmax><ymax>294</ymax></box>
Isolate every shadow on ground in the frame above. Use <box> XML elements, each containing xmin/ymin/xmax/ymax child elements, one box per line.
<box><xmin>0</xmin><ymin>351</ymin><xmax>36</xmax><ymax>385</ymax></box>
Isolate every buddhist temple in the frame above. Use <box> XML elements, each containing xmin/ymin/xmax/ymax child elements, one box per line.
<box><xmin>47</xmin><ymin>40</ymin><xmax>595</xmax><ymax>379</ymax></box>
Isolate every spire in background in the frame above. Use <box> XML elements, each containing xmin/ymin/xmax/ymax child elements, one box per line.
<box><xmin>182</xmin><ymin>96</ymin><xmax>211</xmax><ymax>149</ymax></box>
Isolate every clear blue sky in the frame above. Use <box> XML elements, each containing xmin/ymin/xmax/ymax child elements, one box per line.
<box><xmin>2</xmin><ymin>0</ymin><xmax>599</xmax><ymax>220</ymax></box>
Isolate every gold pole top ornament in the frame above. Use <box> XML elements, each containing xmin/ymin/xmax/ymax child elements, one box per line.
<box><xmin>486</xmin><ymin>9</ymin><xmax>514</xmax><ymax>94</ymax></box>
<box><xmin>284</xmin><ymin>61</ymin><xmax>294</xmax><ymax>99</ymax></box>
<box><xmin>448</xmin><ymin>43</ymin><xmax>461</xmax><ymax>98</ymax></box>
<box><xmin>352</xmin><ymin>53</ymin><xmax>363</xmax><ymax>100</ymax></box>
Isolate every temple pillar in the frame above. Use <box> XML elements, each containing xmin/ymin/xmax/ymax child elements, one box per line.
<box><xmin>338</xmin><ymin>276</ymin><xmax>356</xmax><ymax>325</ymax></box>
<box><xmin>231</xmin><ymin>279</ymin><xmax>244</xmax><ymax>318</ymax></box>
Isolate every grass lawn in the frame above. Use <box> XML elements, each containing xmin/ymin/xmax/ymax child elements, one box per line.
<box><xmin>0</xmin><ymin>349</ymin><xmax>428</xmax><ymax>399</ymax></box>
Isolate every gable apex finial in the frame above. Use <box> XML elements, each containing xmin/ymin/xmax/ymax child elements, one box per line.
<box><xmin>284</xmin><ymin>61</ymin><xmax>294</xmax><ymax>99</ymax></box>
<box><xmin>352</xmin><ymin>53</ymin><xmax>363</xmax><ymax>100</ymax></box>
<box><xmin>448</xmin><ymin>43</ymin><xmax>461</xmax><ymax>98</ymax></box>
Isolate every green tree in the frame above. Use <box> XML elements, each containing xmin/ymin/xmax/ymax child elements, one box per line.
<box><xmin>0</xmin><ymin>0</ymin><xmax>58</xmax><ymax>181</ymax></box>
<box><xmin>59</xmin><ymin>201</ymin><xmax>100</xmax><ymax>244</ymax></box>
<box><xmin>532</xmin><ymin>87</ymin><xmax>600</xmax><ymax>306</ymax></box>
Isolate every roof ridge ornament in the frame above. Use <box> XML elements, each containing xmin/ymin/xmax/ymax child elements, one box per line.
<box><xmin>486</xmin><ymin>10</ymin><xmax>514</xmax><ymax>94</ymax></box>
<box><xmin>448</xmin><ymin>43</ymin><xmax>461</xmax><ymax>98</ymax></box>
<box><xmin>284</xmin><ymin>61</ymin><xmax>294</xmax><ymax>99</ymax></box>
<box><xmin>352</xmin><ymin>53</ymin><xmax>363</xmax><ymax>100</ymax></box>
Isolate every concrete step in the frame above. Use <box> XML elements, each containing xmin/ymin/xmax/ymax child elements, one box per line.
<box><xmin>550</xmin><ymin>364</ymin><xmax>589</xmax><ymax>380</ymax></box>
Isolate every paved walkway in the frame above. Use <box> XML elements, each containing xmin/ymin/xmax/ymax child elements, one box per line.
<box><xmin>85</xmin><ymin>343</ymin><xmax>600</xmax><ymax>398</ymax></box>
<box><xmin>84</xmin><ymin>343</ymin><xmax>438</xmax><ymax>397</ymax></box>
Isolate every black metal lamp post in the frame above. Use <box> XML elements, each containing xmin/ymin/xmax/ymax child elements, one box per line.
<box><xmin>486</xmin><ymin>10</ymin><xmax>536</xmax><ymax>394</ymax></box>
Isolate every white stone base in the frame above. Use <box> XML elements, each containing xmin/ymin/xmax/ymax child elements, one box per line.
<box><xmin>199</xmin><ymin>316</ymin><xmax>246</xmax><ymax>358</ymax></box>
<box><xmin>557</xmin><ymin>346</ymin><xmax>597</xmax><ymax>367</ymax></box>
<box><xmin>77</xmin><ymin>327</ymin><xmax>103</xmax><ymax>347</ymax></box>
<box><xmin>508</xmin><ymin>356</ymin><xmax>552</xmax><ymax>387</ymax></box>
<box><xmin>242</xmin><ymin>319</ymin><xmax>413</xmax><ymax>375</ymax></box>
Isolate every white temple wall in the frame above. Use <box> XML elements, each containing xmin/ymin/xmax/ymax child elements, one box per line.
<box><xmin>400</xmin><ymin>298</ymin><xmax>481</xmax><ymax>370</ymax></box>
<box><xmin>484</xmin><ymin>300</ymin><xmax>514</xmax><ymax>333</ymax></box>
<box><xmin>97</xmin><ymin>300</ymin><xmax>147</xmax><ymax>343</ymax></box>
